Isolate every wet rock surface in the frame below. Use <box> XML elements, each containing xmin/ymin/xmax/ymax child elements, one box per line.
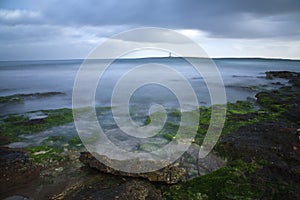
<box><xmin>79</xmin><ymin>152</ymin><xmax>186</xmax><ymax>184</ymax></box>
<box><xmin>266</xmin><ymin>71</ymin><xmax>299</xmax><ymax>80</ymax></box>
<box><xmin>255</xmin><ymin>88</ymin><xmax>300</xmax><ymax>123</ymax></box>
<box><xmin>0</xmin><ymin>147</ymin><xmax>40</xmax><ymax>192</ymax></box>
<box><xmin>53</xmin><ymin>175</ymin><xmax>162</xmax><ymax>200</ymax></box>
<box><xmin>266</xmin><ymin>71</ymin><xmax>300</xmax><ymax>87</ymax></box>
<box><xmin>220</xmin><ymin>122</ymin><xmax>300</xmax><ymax>169</ymax></box>
<box><xmin>218</xmin><ymin>122</ymin><xmax>300</xmax><ymax>198</ymax></box>
<box><xmin>214</xmin><ymin>72</ymin><xmax>300</xmax><ymax>198</ymax></box>
<box><xmin>256</xmin><ymin>72</ymin><xmax>300</xmax><ymax>124</ymax></box>
<box><xmin>3</xmin><ymin>195</ymin><xmax>34</xmax><ymax>200</ymax></box>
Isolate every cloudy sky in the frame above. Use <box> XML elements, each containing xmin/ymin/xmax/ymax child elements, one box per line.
<box><xmin>0</xmin><ymin>0</ymin><xmax>299</xmax><ymax>60</ymax></box>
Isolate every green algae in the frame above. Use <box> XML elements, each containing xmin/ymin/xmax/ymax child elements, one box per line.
<box><xmin>43</xmin><ymin>135</ymin><xmax>65</xmax><ymax>142</ymax></box>
<box><xmin>168</xmin><ymin>109</ymin><xmax>182</xmax><ymax>118</ymax></box>
<box><xmin>0</xmin><ymin>95</ymin><xmax>23</xmax><ymax>104</ymax></box>
<box><xmin>1</xmin><ymin>84</ymin><xmax>298</xmax><ymax>199</ymax></box>
<box><xmin>163</xmin><ymin>85</ymin><xmax>299</xmax><ymax>200</ymax></box>
<box><xmin>163</xmin><ymin>158</ymin><xmax>298</xmax><ymax>199</ymax></box>
<box><xmin>40</xmin><ymin>135</ymin><xmax>67</xmax><ymax>148</ymax></box>
<box><xmin>0</xmin><ymin>108</ymin><xmax>73</xmax><ymax>145</ymax></box>
<box><xmin>68</xmin><ymin>136</ymin><xmax>81</xmax><ymax>145</ymax></box>
<box><xmin>0</xmin><ymin>92</ymin><xmax>65</xmax><ymax>104</ymax></box>
<box><xmin>144</xmin><ymin>115</ymin><xmax>151</xmax><ymax>125</ymax></box>
<box><xmin>226</xmin><ymin>101</ymin><xmax>254</xmax><ymax>115</ymax></box>
<box><xmin>162</xmin><ymin>160</ymin><xmax>267</xmax><ymax>200</ymax></box>
<box><xmin>139</xmin><ymin>143</ymin><xmax>161</xmax><ymax>152</ymax></box>
<box><xmin>255</xmin><ymin>87</ymin><xmax>300</xmax><ymax>125</ymax></box>
<box><xmin>68</xmin><ymin>136</ymin><xmax>84</xmax><ymax>148</ymax></box>
<box><xmin>161</xmin><ymin>133</ymin><xmax>175</xmax><ymax>141</ymax></box>
<box><xmin>195</xmin><ymin>97</ymin><xmax>290</xmax><ymax>147</ymax></box>
<box><xmin>26</xmin><ymin>145</ymin><xmax>64</xmax><ymax>163</ymax></box>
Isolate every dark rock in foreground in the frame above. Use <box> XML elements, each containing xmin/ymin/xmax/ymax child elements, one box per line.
<box><xmin>0</xmin><ymin>147</ymin><xmax>40</xmax><ymax>192</ymax></box>
<box><xmin>217</xmin><ymin>122</ymin><xmax>300</xmax><ymax>198</ymax></box>
<box><xmin>79</xmin><ymin>152</ymin><xmax>186</xmax><ymax>184</ymax></box>
<box><xmin>220</xmin><ymin>122</ymin><xmax>299</xmax><ymax>158</ymax></box>
<box><xmin>53</xmin><ymin>177</ymin><xmax>162</xmax><ymax>200</ymax></box>
<box><xmin>3</xmin><ymin>195</ymin><xmax>33</xmax><ymax>200</ymax></box>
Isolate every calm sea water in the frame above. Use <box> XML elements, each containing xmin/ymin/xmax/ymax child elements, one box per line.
<box><xmin>0</xmin><ymin>58</ymin><xmax>299</xmax><ymax>115</ymax></box>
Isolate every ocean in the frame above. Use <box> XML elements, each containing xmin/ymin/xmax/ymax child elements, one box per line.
<box><xmin>0</xmin><ymin>57</ymin><xmax>300</xmax><ymax>115</ymax></box>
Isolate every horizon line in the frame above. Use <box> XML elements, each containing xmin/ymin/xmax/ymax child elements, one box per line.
<box><xmin>0</xmin><ymin>56</ymin><xmax>300</xmax><ymax>62</ymax></box>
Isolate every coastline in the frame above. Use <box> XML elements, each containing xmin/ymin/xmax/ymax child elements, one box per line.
<box><xmin>0</xmin><ymin>71</ymin><xmax>299</xmax><ymax>199</ymax></box>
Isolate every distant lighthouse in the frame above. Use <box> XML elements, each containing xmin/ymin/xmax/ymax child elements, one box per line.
<box><xmin>169</xmin><ymin>52</ymin><xmax>172</xmax><ymax>57</ymax></box>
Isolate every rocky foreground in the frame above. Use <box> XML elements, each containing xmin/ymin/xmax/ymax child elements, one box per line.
<box><xmin>79</xmin><ymin>152</ymin><xmax>186</xmax><ymax>184</ymax></box>
<box><xmin>0</xmin><ymin>71</ymin><xmax>300</xmax><ymax>199</ymax></box>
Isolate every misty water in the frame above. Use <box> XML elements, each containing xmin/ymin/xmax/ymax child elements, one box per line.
<box><xmin>1</xmin><ymin>57</ymin><xmax>300</xmax><ymax>115</ymax></box>
<box><xmin>1</xmin><ymin>57</ymin><xmax>300</xmax><ymax>152</ymax></box>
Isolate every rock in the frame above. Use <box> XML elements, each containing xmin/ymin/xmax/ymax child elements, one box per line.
<box><xmin>26</xmin><ymin>115</ymin><xmax>48</xmax><ymax>124</ymax></box>
<box><xmin>218</xmin><ymin>122</ymin><xmax>300</xmax><ymax>198</ymax></box>
<box><xmin>79</xmin><ymin>152</ymin><xmax>186</xmax><ymax>184</ymax></box>
<box><xmin>255</xmin><ymin>86</ymin><xmax>300</xmax><ymax>123</ymax></box>
<box><xmin>117</xmin><ymin>180</ymin><xmax>162</xmax><ymax>200</ymax></box>
<box><xmin>289</xmin><ymin>77</ymin><xmax>300</xmax><ymax>87</ymax></box>
<box><xmin>3</xmin><ymin>195</ymin><xmax>33</xmax><ymax>200</ymax></box>
<box><xmin>219</xmin><ymin>122</ymin><xmax>300</xmax><ymax>170</ymax></box>
<box><xmin>265</xmin><ymin>71</ymin><xmax>296</xmax><ymax>79</ymax></box>
<box><xmin>52</xmin><ymin>176</ymin><xmax>162</xmax><ymax>200</ymax></box>
<box><xmin>265</xmin><ymin>71</ymin><xmax>300</xmax><ymax>87</ymax></box>
<box><xmin>0</xmin><ymin>147</ymin><xmax>40</xmax><ymax>192</ymax></box>
<box><xmin>29</xmin><ymin>115</ymin><xmax>47</xmax><ymax>121</ymax></box>
<box><xmin>271</xmin><ymin>81</ymin><xmax>283</xmax><ymax>85</ymax></box>
<box><xmin>176</xmin><ymin>143</ymin><xmax>226</xmax><ymax>179</ymax></box>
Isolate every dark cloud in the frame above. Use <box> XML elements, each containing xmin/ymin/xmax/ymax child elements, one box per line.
<box><xmin>1</xmin><ymin>0</ymin><xmax>300</xmax><ymax>38</ymax></box>
<box><xmin>0</xmin><ymin>0</ymin><xmax>299</xmax><ymax>60</ymax></box>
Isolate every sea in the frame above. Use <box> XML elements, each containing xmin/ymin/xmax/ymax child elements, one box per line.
<box><xmin>0</xmin><ymin>57</ymin><xmax>300</xmax><ymax>116</ymax></box>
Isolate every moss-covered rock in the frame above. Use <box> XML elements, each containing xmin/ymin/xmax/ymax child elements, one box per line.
<box><xmin>139</xmin><ymin>143</ymin><xmax>161</xmax><ymax>152</ymax></box>
<box><xmin>0</xmin><ymin>108</ymin><xmax>73</xmax><ymax>145</ymax></box>
<box><xmin>68</xmin><ymin>136</ymin><xmax>83</xmax><ymax>147</ymax></box>
<box><xmin>0</xmin><ymin>95</ymin><xmax>23</xmax><ymax>104</ymax></box>
<box><xmin>162</xmin><ymin>160</ymin><xmax>265</xmax><ymax>200</ymax></box>
<box><xmin>26</xmin><ymin>145</ymin><xmax>64</xmax><ymax>163</ymax></box>
<box><xmin>0</xmin><ymin>92</ymin><xmax>65</xmax><ymax>104</ymax></box>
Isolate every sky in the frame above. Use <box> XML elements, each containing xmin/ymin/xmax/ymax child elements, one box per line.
<box><xmin>0</xmin><ymin>0</ymin><xmax>299</xmax><ymax>60</ymax></box>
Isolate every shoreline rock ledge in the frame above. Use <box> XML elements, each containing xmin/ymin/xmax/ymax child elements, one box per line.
<box><xmin>79</xmin><ymin>152</ymin><xmax>186</xmax><ymax>184</ymax></box>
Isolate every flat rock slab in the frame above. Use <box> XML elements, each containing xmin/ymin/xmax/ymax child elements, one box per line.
<box><xmin>52</xmin><ymin>176</ymin><xmax>162</xmax><ymax>200</ymax></box>
<box><xmin>79</xmin><ymin>152</ymin><xmax>186</xmax><ymax>184</ymax></box>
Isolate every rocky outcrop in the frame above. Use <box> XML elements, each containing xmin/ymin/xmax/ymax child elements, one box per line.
<box><xmin>52</xmin><ymin>177</ymin><xmax>162</xmax><ymax>200</ymax></box>
<box><xmin>266</xmin><ymin>71</ymin><xmax>300</xmax><ymax>87</ymax></box>
<box><xmin>79</xmin><ymin>152</ymin><xmax>186</xmax><ymax>184</ymax></box>
<box><xmin>0</xmin><ymin>147</ymin><xmax>40</xmax><ymax>192</ymax></box>
<box><xmin>266</xmin><ymin>71</ymin><xmax>297</xmax><ymax>79</ymax></box>
<box><xmin>220</xmin><ymin>122</ymin><xmax>300</xmax><ymax>163</ymax></box>
<box><xmin>256</xmin><ymin>71</ymin><xmax>300</xmax><ymax>123</ymax></box>
<box><xmin>218</xmin><ymin>121</ymin><xmax>300</xmax><ymax>197</ymax></box>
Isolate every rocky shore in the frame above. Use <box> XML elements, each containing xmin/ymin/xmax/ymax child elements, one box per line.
<box><xmin>0</xmin><ymin>147</ymin><xmax>40</xmax><ymax>191</ymax></box>
<box><xmin>79</xmin><ymin>152</ymin><xmax>186</xmax><ymax>184</ymax></box>
<box><xmin>0</xmin><ymin>71</ymin><xmax>299</xmax><ymax>199</ymax></box>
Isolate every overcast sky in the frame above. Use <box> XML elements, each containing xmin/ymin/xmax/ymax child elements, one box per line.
<box><xmin>0</xmin><ymin>0</ymin><xmax>300</xmax><ymax>60</ymax></box>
